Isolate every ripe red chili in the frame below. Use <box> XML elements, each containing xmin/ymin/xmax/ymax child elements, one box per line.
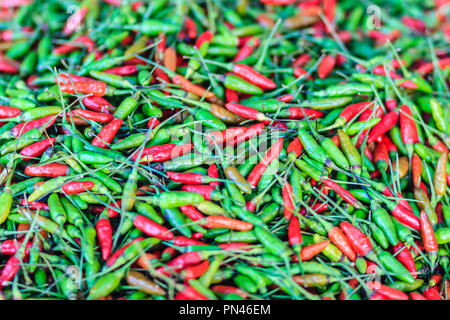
<box><xmin>92</xmin><ymin>118</ymin><xmax>123</xmax><ymax>148</ymax></box>
<box><xmin>62</xmin><ymin>181</ymin><xmax>95</xmax><ymax>195</ymax></box>
<box><xmin>340</xmin><ymin>222</ymin><xmax>373</xmax><ymax>257</ymax></box>
<box><xmin>317</xmin><ymin>55</ymin><xmax>336</xmax><ymax>79</ymax></box>
<box><xmin>282</xmin><ymin>182</ymin><xmax>295</xmax><ymax>220</ymax></box>
<box><xmin>133</xmin><ymin>215</ymin><xmax>174</xmax><ymax>241</ymax></box>
<box><xmin>96</xmin><ymin>217</ymin><xmax>113</xmax><ymax>260</ymax></box>
<box><xmin>25</xmin><ymin>163</ymin><xmax>69</xmax><ymax>177</ymax></box>
<box><xmin>20</xmin><ymin>137</ymin><xmax>55</xmax><ymax>160</ymax></box>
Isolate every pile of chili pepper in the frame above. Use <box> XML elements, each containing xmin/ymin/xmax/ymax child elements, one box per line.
<box><xmin>0</xmin><ymin>0</ymin><xmax>448</xmax><ymax>301</ymax></box>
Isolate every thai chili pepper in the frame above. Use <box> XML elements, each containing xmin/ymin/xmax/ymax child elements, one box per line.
<box><xmin>366</xmin><ymin>281</ymin><xmax>408</xmax><ymax>300</ymax></box>
<box><xmin>393</xmin><ymin>242</ymin><xmax>417</xmax><ymax>278</ymax></box>
<box><xmin>317</xmin><ymin>55</ymin><xmax>336</xmax><ymax>79</ymax></box>
<box><xmin>420</xmin><ymin>210</ymin><xmax>438</xmax><ymax>265</ymax></box>
<box><xmin>399</xmin><ymin>105</ymin><xmax>419</xmax><ymax>156</ymax></box>
<box><xmin>92</xmin><ymin>118</ymin><xmax>122</xmax><ymax>148</ymax></box>
<box><xmin>225</xmin><ymin>102</ymin><xmax>271</xmax><ymax>123</ymax></box>
<box><xmin>247</xmin><ymin>138</ymin><xmax>284</xmax><ymax>187</ymax></box>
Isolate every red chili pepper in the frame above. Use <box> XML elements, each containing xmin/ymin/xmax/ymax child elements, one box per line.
<box><xmin>72</xmin><ymin>109</ymin><xmax>114</xmax><ymax>123</ymax></box>
<box><xmin>366</xmin><ymin>260</ymin><xmax>379</xmax><ymax>274</ymax></box>
<box><xmin>58</xmin><ymin>78</ymin><xmax>107</xmax><ymax>97</ymax></box>
<box><xmin>20</xmin><ymin>199</ymin><xmax>49</xmax><ymax>211</ymax></box>
<box><xmin>277</xmin><ymin>94</ymin><xmax>294</xmax><ymax>103</ymax></box>
<box><xmin>0</xmin><ymin>239</ymin><xmax>32</xmax><ymax>255</ymax></box>
<box><xmin>288</xmin><ymin>216</ymin><xmax>303</xmax><ymax>248</ymax></box>
<box><xmin>317</xmin><ymin>55</ymin><xmax>336</xmax><ymax>79</ymax></box>
<box><xmin>135</xmin><ymin>144</ymin><xmax>193</xmax><ymax>162</ymax></box>
<box><xmin>286</xmin><ymin>107</ymin><xmax>323</xmax><ymax>119</ymax></box>
<box><xmin>82</xmin><ymin>96</ymin><xmax>114</xmax><ymax>114</ymax></box>
<box><xmin>181</xmin><ymin>185</ymin><xmax>216</xmax><ymax>201</ymax></box>
<box><xmin>293</xmin><ymin>241</ymin><xmax>330</xmax><ymax>262</ymax></box>
<box><xmin>328</xmin><ymin>226</ymin><xmax>357</xmax><ymax>261</ymax></box>
<box><xmin>398</xmin><ymin>80</ymin><xmax>419</xmax><ymax>90</ymax></box>
<box><xmin>410</xmin><ymin>292</ymin><xmax>428</xmax><ymax>300</ymax></box>
<box><xmin>287</xmin><ymin>137</ymin><xmax>303</xmax><ymax>158</ymax></box>
<box><xmin>207</xmin><ymin>164</ymin><xmax>219</xmax><ymax>188</ymax></box>
<box><xmin>191</xmin><ymin>233</ymin><xmax>203</xmax><ymax>240</ymax></box>
<box><xmin>20</xmin><ymin>137</ymin><xmax>55</xmax><ymax>160</ymax></box>
<box><xmin>225</xmin><ymin>88</ymin><xmax>239</xmax><ymax>103</ymax></box>
<box><xmin>62</xmin><ymin>180</ymin><xmax>94</xmax><ymax>195</ymax></box>
<box><xmin>182</xmin><ymin>260</ymin><xmax>210</xmax><ymax>280</ymax></box>
<box><xmin>105</xmin><ymin>237</ymin><xmax>145</xmax><ymax>267</ymax></box>
<box><xmin>0</xmin><ymin>105</ymin><xmax>21</xmax><ymax>118</ymax></box>
<box><xmin>401</xmin><ymin>16</ymin><xmax>427</xmax><ymax>33</ymax></box>
<box><xmin>132</xmin><ymin>144</ymin><xmax>175</xmax><ymax>162</ymax></box>
<box><xmin>282</xmin><ymin>182</ymin><xmax>295</xmax><ymax>220</ymax></box>
<box><xmin>373</xmin><ymin>141</ymin><xmax>389</xmax><ymax>169</ymax></box>
<box><xmin>247</xmin><ymin>138</ymin><xmax>284</xmax><ymax>187</ymax></box>
<box><xmin>225</xmin><ymin>102</ymin><xmax>270</xmax><ymax>123</ymax></box>
<box><xmin>382</xmin><ymin>135</ymin><xmax>398</xmax><ymax>156</ymax></box>
<box><xmin>293</xmin><ymin>53</ymin><xmax>310</xmax><ymax>68</ymax></box>
<box><xmin>147</xmin><ymin>117</ymin><xmax>160</xmax><ymax>129</ymax></box>
<box><xmin>339</xmin><ymin>101</ymin><xmax>374</xmax><ymax>125</ymax></box>
<box><xmin>0</xmin><ymin>55</ymin><xmax>20</xmax><ymax>74</ymax></box>
<box><xmin>172</xmin><ymin>74</ymin><xmax>216</xmax><ymax>100</ymax></box>
<box><xmin>233</xmin><ymin>37</ymin><xmax>259</xmax><ymax>62</ymax></box>
<box><xmin>233</xmin><ymin>123</ymin><xmax>265</xmax><ymax>145</ymax></box>
<box><xmin>96</xmin><ymin>217</ymin><xmax>113</xmax><ymax>260</ymax></box>
<box><xmin>92</xmin><ymin>118</ymin><xmax>123</xmax><ymax>148</ymax></box>
<box><xmin>372</xmin><ymin>65</ymin><xmax>402</xmax><ymax>79</ymax></box>
<box><xmin>205</xmin><ymin>216</ymin><xmax>253</xmax><ymax>231</ymax></box>
<box><xmin>103</xmin><ymin>65</ymin><xmax>139</xmax><ymax>76</ymax></box>
<box><xmin>399</xmin><ymin>104</ymin><xmax>419</xmax><ymax>152</ymax></box>
<box><xmin>430</xmin><ymin>138</ymin><xmax>449</xmax><ymax>154</ymax></box>
<box><xmin>107</xmin><ymin>200</ymin><xmax>121</xmax><ymax>218</ymax></box>
<box><xmin>416</xmin><ymin>57</ymin><xmax>450</xmax><ymax>74</ymax></box>
<box><xmin>260</xmin><ymin>0</ymin><xmax>296</xmax><ymax>5</ymax></box>
<box><xmin>167</xmin><ymin>171</ymin><xmax>206</xmax><ymax>184</ymax></box>
<box><xmin>166</xmin><ymin>251</ymin><xmax>203</xmax><ymax>271</ymax></box>
<box><xmin>53</xmin><ymin>35</ymin><xmax>95</xmax><ymax>56</ymax></box>
<box><xmin>12</xmin><ymin>115</ymin><xmax>57</xmax><ymax>137</ymax></box>
<box><xmin>340</xmin><ymin>222</ymin><xmax>372</xmax><ymax>257</ymax></box>
<box><xmin>322</xmin><ymin>179</ymin><xmax>362</xmax><ymax>209</ymax></box>
<box><xmin>0</xmin><ymin>255</ymin><xmax>26</xmax><ymax>288</ymax></box>
<box><xmin>25</xmin><ymin>163</ymin><xmax>69</xmax><ymax>177</ymax></box>
<box><xmin>423</xmin><ymin>287</ymin><xmax>441</xmax><ymax>300</ymax></box>
<box><xmin>232</xmin><ymin>64</ymin><xmax>276</xmax><ymax>90</ymax></box>
<box><xmin>183</xmin><ymin>17</ymin><xmax>197</xmax><ymax>39</ymax></box>
<box><xmin>393</xmin><ymin>243</ymin><xmax>417</xmax><ymax>279</ymax></box>
<box><xmin>391</xmin><ymin>201</ymin><xmax>420</xmax><ymax>231</ymax></box>
<box><xmin>420</xmin><ymin>211</ymin><xmax>438</xmax><ymax>253</ymax></box>
<box><xmin>367</xmin><ymin>111</ymin><xmax>398</xmax><ymax>144</ymax></box>
<box><xmin>133</xmin><ymin>215</ymin><xmax>174</xmax><ymax>241</ymax></box>
<box><xmin>293</xmin><ymin>67</ymin><xmax>313</xmax><ymax>80</ymax></box>
<box><xmin>63</xmin><ymin>7</ymin><xmax>88</xmax><ymax>36</ymax></box>
<box><xmin>367</xmin><ymin>281</ymin><xmax>408</xmax><ymax>300</ymax></box>
<box><xmin>175</xmin><ymin>286</ymin><xmax>210</xmax><ymax>300</ymax></box>
<box><xmin>219</xmin><ymin>242</ymin><xmax>252</xmax><ymax>251</ymax></box>
<box><xmin>180</xmin><ymin>205</ymin><xmax>205</xmax><ymax>221</ymax></box>
<box><xmin>173</xmin><ymin>236</ymin><xmax>207</xmax><ymax>247</ymax></box>
<box><xmin>195</xmin><ymin>31</ymin><xmax>213</xmax><ymax>49</ymax></box>
<box><xmin>207</xmin><ymin>127</ymin><xmax>247</xmax><ymax>145</ymax></box>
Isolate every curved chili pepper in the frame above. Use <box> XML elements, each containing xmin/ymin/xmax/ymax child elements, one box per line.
<box><xmin>25</xmin><ymin>163</ymin><xmax>69</xmax><ymax>177</ymax></box>
<box><xmin>62</xmin><ymin>181</ymin><xmax>94</xmax><ymax>195</ymax></box>
<box><xmin>96</xmin><ymin>217</ymin><xmax>113</xmax><ymax>260</ymax></box>
<box><xmin>92</xmin><ymin>118</ymin><xmax>123</xmax><ymax>148</ymax></box>
<box><xmin>20</xmin><ymin>137</ymin><xmax>55</xmax><ymax>160</ymax></box>
<box><xmin>340</xmin><ymin>222</ymin><xmax>373</xmax><ymax>257</ymax></box>
<box><xmin>247</xmin><ymin>138</ymin><xmax>284</xmax><ymax>187</ymax></box>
